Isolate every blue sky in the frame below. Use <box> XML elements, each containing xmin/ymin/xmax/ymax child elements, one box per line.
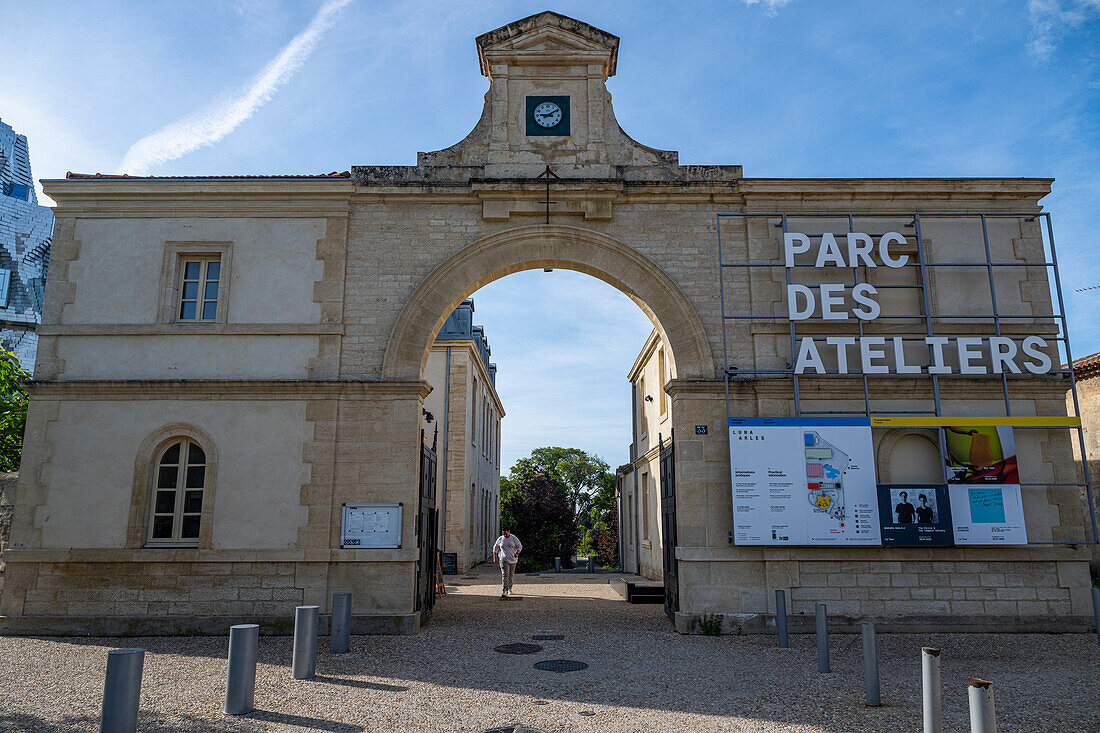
<box><xmin>2</xmin><ymin>0</ymin><xmax>1099</xmax><ymax>471</ymax></box>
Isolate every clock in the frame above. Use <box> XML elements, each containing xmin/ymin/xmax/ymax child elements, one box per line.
<box><xmin>526</xmin><ymin>96</ymin><xmax>570</xmax><ymax>136</ymax></box>
<box><xmin>533</xmin><ymin>102</ymin><xmax>562</xmax><ymax>128</ymax></box>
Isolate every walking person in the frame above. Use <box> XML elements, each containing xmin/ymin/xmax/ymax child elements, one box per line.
<box><xmin>492</xmin><ymin>527</ymin><xmax>522</xmax><ymax>598</ymax></box>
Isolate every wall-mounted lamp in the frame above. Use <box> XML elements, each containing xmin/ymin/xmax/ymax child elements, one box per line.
<box><xmin>422</xmin><ymin>409</ymin><xmax>434</xmax><ymax>424</ymax></box>
<box><xmin>644</xmin><ymin>395</ymin><xmax>654</xmax><ymax>403</ymax></box>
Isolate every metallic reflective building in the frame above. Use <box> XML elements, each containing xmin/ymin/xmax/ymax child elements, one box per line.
<box><xmin>0</xmin><ymin>117</ymin><xmax>52</xmax><ymax>372</ymax></box>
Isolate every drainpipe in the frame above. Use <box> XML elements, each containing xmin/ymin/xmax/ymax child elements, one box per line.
<box><xmin>631</xmin><ymin>381</ymin><xmax>641</xmax><ymax>576</ymax></box>
<box><xmin>439</xmin><ymin>347</ymin><xmax>451</xmax><ymax>554</ymax></box>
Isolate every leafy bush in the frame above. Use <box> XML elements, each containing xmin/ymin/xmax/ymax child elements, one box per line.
<box><xmin>591</xmin><ymin>511</ymin><xmax>619</xmax><ymax>569</ymax></box>
<box><xmin>697</xmin><ymin>613</ymin><xmax>724</xmax><ymax>636</ymax></box>
<box><xmin>500</xmin><ymin>467</ymin><xmax>576</xmax><ymax>573</ymax></box>
<box><xmin>0</xmin><ymin>350</ymin><xmax>30</xmax><ymax>472</ymax></box>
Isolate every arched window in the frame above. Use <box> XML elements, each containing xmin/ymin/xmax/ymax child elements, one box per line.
<box><xmin>148</xmin><ymin>438</ymin><xmax>207</xmax><ymax>545</ymax></box>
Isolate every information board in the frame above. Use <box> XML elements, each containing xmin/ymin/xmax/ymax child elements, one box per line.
<box><xmin>729</xmin><ymin>417</ymin><xmax>881</xmax><ymax>545</ymax></box>
<box><xmin>943</xmin><ymin>425</ymin><xmax>1026</xmax><ymax>544</ymax></box>
<box><xmin>341</xmin><ymin>502</ymin><xmax>402</xmax><ymax>549</ymax></box>
<box><xmin>947</xmin><ymin>484</ymin><xmax>1027</xmax><ymax>544</ymax></box>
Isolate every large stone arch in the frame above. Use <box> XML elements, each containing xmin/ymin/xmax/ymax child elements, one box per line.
<box><xmin>382</xmin><ymin>225</ymin><xmax>713</xmax><ymax>382</ymax></box>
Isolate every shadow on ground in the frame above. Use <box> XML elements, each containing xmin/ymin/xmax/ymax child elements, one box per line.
<box><xmin>1</xmin><ymin>565</ymin><xmax>1097</xmax><ymax>732</ymax></box>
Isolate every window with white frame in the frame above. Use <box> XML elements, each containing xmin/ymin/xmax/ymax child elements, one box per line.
<box><xmin>177</xmin><ymin>256</ymin><xmax>221</xmax><ymax>321</ymax></box>
<box><xmin>148</xmin><ymin>438</ymin><xmax>206</xmax><ymax>545</ymax></box>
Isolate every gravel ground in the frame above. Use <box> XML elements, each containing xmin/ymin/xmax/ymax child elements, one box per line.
<box><xmin>1</xmin><ymin>565</ymin><xmax>1097</xmax><ymax>732</ymax></box>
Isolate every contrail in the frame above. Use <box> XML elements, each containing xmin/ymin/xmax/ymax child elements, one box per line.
<box><xmin>120</xmin><ymin>0</ymin><xmax>352</xmax><ymax>174</ymax></box>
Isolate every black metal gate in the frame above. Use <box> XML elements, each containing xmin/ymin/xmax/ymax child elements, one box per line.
<box><xmin>416</xmin><ymin>428</ymin><xmax>438</xmax><ymax>624</ymax></box>
<box><xmin>659</xmin><ymin>431</ymin><xmax>678</xmax><ymax>620</ymax></box>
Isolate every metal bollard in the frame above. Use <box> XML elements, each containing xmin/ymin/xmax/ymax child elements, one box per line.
<box><xmin>815</xmin><ymin>603</ymin><xmax>830</xmax><ymax>673</ymax></box>
<box><xmin>922</xmin><ymin>647</ymin><xmax>942</xmax><ymax>733</ymax></box>
<box><xmin>861</xmin><ymin>622</ymin><xmax>880</xmax><ymax>706</ymax></box>
<box><xmin>224</xmin><ymin>624</ymin><xmax>258</xmax><ymax>715</ymax></box>
<box><xmin>554</xmin><ymin>556</ymin><xmax>561</xmax><ymax>573</ymax></box>
<box><xmin>99</xmin><ymin>648</ymin><xmax>144</xmax><ymax>733</ymax></box>
<box><xmin>330</xmin><ymin>592</ymin><xmax>351</xmax><ymax>654</ymax></box>
<box><xmin>775</xmin><ymin>589</ymin><xmax>789</xmax><ymax>648</ymax></box>
<box><xmin>588</xmin><ymin>557</ymin><xmax>596</xmax><ymax>572</ymax></box>
<box><xmin>292</xmin><ymin>605</ymin><xmax>319</xmax><ymax>680</ymax></box>
<box><xmin>1092</xmin><ymin>587</ymin><xmax>1100</xmax><ymax>646</ymax></box>
<box><xmin>967</xmin><ymin>678</ymin><xmax>997</xmax><ymax>733</ymax></box>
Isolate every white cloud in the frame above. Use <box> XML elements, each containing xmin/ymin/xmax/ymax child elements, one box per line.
<box><xmin>741</xmin><ymin>0</ymin><xmax>795</xmax><ymax>16</ymax></box>
<box><xmin>1027</xmin><ymin>0</ymin><xmax>1100</xmax><ymax>59</ymax></box>
<box><xmin>120</xmin><ymin>0</ymin><xmax>352</xmax><ymax>174</ymax></box>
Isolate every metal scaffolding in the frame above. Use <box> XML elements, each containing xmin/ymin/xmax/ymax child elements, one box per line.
<box><xmin>716</xmin><ymin>211</ymin><xmax>1098</xmax><ymax>546</ymax></box>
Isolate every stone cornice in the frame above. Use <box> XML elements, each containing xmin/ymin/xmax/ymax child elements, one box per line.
<box><xmin>674</xmin><ymin>544</ymin><xmax>1089</xmax><ymax>562</ymax></box>
<box><xmin>1</xmin><ymin>547</ymin><xmax>419</xmax><ymax>563</ymax></box>
<box><xmin>37</xmin><ymin>323</ymin><xmax>344</xmax><ymax>337</ymax></box>
<box><xmin>666</xmin><ymin>376</ymin><xmax>1072</xmax><ymax>401</ymax></box>
<box><xmin>40</xmin><ymin>178</ymin><xmax>354</xmax><ymax>218</ymax></box>
<box><xmin>736</xmin><ymin>177</ymin><xmax>1053</xmax><ymax>207</ymax></box>
<box><xmin>28</xmin><ymin>379</ymin><xmax>432</xmax><ymax>400</ymax></box>
<box><xmin>38</xmin><ymin>176</ymin><xmax>1052</xmax><ymax>218</ymax></box>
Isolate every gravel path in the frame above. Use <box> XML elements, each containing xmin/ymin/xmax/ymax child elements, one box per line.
<box><xmin>1</xmin><ymin>565</ymin><xmax>1097</xmax><ymax>732</ymax></box>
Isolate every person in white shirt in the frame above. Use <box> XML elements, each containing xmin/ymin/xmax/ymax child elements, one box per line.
<box><xmin>492</xmin><ymin>528</ymin><xmax>522</xmax><ymax>598</ymax></box>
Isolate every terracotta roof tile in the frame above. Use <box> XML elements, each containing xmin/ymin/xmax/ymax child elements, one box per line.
<box><xmin>65</xmin><ymin>171</ymin><xmax>351</xmax><ymax>180</ymax></box>
<box><xmin>1069</xmin><ymin>350</ymin><xmax>1100</xmax><ymax>380</ymax></box>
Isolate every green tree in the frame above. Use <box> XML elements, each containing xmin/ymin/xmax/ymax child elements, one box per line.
<box><xmin>511</xmin><ymin>447</ymin><xmax>611</xmax><ymax>519</ymax></box>
<box><xmin>0</xmin><ymin>350</ymin><xmax>30</xmax><ymax>472</ymax></box>
<box><xmin>499</xmin><ymin>465</ymin><xmax>575</xmax><ymax>572</ymax></box>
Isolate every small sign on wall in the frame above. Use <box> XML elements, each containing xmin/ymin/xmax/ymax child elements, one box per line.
<box><xmin>341</xmin><ymin>502</ymin><xmax>402</xmax><ymax>548</ymax></box>
<box><xmin>695</xmin><ymin>425</ymin><xmax>708</xmax><ymax>435</ymax></box>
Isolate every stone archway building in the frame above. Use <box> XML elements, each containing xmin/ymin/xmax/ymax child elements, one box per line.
<box><xmin>1</xmin><ymin>12</ymin><xmax>1093</xmax><ymax>633</ymax></box>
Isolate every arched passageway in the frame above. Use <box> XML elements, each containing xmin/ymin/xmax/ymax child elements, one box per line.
<box><xmin>382</xmin><ymin>225</ymin><xmax>713</xmax><ymax>382</ymax></box>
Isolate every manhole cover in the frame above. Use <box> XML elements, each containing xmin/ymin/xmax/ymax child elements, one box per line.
<box><xmin>483</xmin><ymin>727</ymin><xmax>546</xmax><ymax>733</ymax></box>
<box><xmin>494</xmin><ymin>643</ymin><xmax>543</xmax><ymax>654</ymax></box>
<box><xmin>534</xmin><ymin>659</ymin><xmax>588</xmax><ymax>673</ymax></box>
<box><xmin>579</xmin><ymin>711</ymin><xmax>596</xmax><ymax>717</ymax></box>
<box><xmin>533</xmin><ymin>700</ymin><xmax>550</xmax><ymax>706</ymax></box>
<box><xmin>531</xmin><ymin>634</ymin><xmax>564</xmax><ymax>640</ymax></box>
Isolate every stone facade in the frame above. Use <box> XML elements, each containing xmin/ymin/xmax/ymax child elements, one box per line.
<box><xmin>0</xmin><ymin>473</ymin><xmax>14</xmax><ymax>595</ymax></box>
<box><xmin>0</xmin><ymin>118</ymin><xmax>52</xmax><ymax>372</ymax></box>
<box><xmin>423</xmin><ymin>300</ymin><xmax>503</xmax><ymax>573</ymax></box>
<box><xmin>0</xmin><ymin>11</ymin><xmax>1094</xmax><ymax>634</ymax></box>
<box><xmin>620</xmin><ymin>329</ymin><xmax>672</xmax><ymax>580</ymax></box>
<box><xmin>1065</xmin><ymin>352</ymin><xmax>1100</xmax><ymax>571</ymax></box>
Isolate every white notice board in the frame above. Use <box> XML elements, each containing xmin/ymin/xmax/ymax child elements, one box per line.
<box><xmin>729</xmin><ymin>417</ymin><xmax>881</xmax><ymax>545</ymax></box>
<box><xmin>341</xmin><ymin>502</ymin><xmax>402</xmax><ymax>548</ymax></box>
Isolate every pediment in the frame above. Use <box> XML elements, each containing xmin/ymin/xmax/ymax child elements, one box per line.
<box><xmin>503</xmin><ymin>27</ymin><xmax>608</xmax><ymax>54</ymax></box>
<box><xmin>477</xmin><ymin>11</ymin><xmax>619</xmax><ymax>77</ymax></box>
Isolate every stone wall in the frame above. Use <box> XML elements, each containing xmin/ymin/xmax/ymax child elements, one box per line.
<box><xmin>0</xmin><ymin>473</ymin><xmax>14</xmax><ymax>594</ymax></box>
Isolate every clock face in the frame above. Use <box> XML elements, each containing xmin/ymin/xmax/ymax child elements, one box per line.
<box><xmin>533</xmin><ymin>102</ymin><xmax>562</xmax><ymax>128</ymax></box>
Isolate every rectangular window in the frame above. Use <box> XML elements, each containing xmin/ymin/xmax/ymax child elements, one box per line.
<box><xmin>658</xmin><ymin>349</ymin><xmax>668</xmax><ymax>416</ymax></box>
<box><xmin>177</xmin><ymin>256</ymin><xmax>221</xmax><ymax>322</ymax></box>
<box><xmin>639</xmin><ymin>376</ymin><xmax>648</xmax><ymax>437</ymax></box>
<box><xmin>471</xmin><ymin>377</ymin><xmax>478</xmax><ymax>445</ymax></box>
<box><xmin>641</xmin><ymin>474</ymin><xmax>650</xmax><ymax>540</ymax></box>
<box><xmin>0</xmin><ymin>270</ymin><xmax>10</xmax><ymax>307</ymax></box>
